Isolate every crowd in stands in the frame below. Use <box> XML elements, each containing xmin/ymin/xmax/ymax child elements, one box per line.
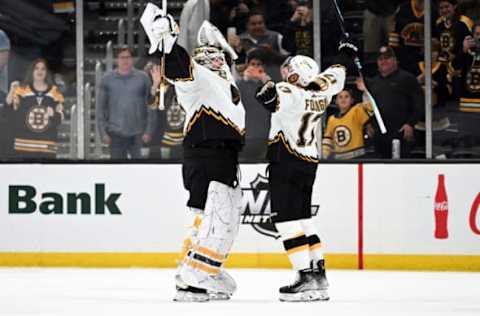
<box><xmin>0</xmin><ymin>0</ymin><xmax>480</xmax><ymax>161</ymax></box>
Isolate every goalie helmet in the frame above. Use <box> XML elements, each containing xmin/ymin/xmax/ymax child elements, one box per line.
<box><xmin>285</xmin><ymin>55</ymin><xmax>319</xmax><ymax>87</ymax></box>
<box><xmin>193</xmin><ymin>45</ymin><xmax>226</xmax><ymax>71</ymax></box>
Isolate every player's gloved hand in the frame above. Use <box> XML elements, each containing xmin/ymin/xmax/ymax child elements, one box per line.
<box><xmin>255</xmin><ymin>81</ymin><xmax>278</xmax><ymax>108</ymax></box>
<box><xmin>150</xmin><ymin>14</ymin><xmax>178</xmax><ymax>54</ymax></box>
<box><xmin>338</xmin><ymin>39</ymin><xmax>358</xmax><ymax>57</ymax></box>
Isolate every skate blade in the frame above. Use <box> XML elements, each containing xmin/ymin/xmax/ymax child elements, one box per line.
<box><xmin>174</xmin><ymin>290</ymin><xmax>209</xmax><ymax>302</ymax></box>
<box><xmin>279</xmin><ymin>290</ymin><xmax>329</xmax><ymax>302</ymax></box>
<box><xmin>208</xmin><ymin>292</ymin><xmax>231</xmax><ymax>300</ymax></box>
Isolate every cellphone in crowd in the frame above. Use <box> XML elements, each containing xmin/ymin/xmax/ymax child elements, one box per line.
<box><xmin>227</xmin><ymin>27</ymin><xmax>237</xmax><ymax>41</ymax></box>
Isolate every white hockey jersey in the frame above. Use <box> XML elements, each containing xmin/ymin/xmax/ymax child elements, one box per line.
<box><xmin>155</xmin><ymin>44</ymin><xmax>245</xmax><ymax>147</ymax></box>
<box><xmin>268</xmin><ymin>65</ymin><xmax>346</xmax><ymax>163</ymax></box>
<box><xmin>174</xmin><ymin>60</ymin><xmax>245</xmax><ymax>137</ymax></box>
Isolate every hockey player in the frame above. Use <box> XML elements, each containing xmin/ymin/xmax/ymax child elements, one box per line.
<box><xmin>255</xmin><ymin>43</ymin><xmax>356</xmax><ymax>301</ymax></box>
<box><xmin>141</xmin><ymin>4</ymin><xmax>244</xmax><ymax>302</ymax></box>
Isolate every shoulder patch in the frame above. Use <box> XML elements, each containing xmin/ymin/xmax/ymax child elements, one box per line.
<box><xmin>277</xmin><ymin>83</ymin><xmax>292</xmax><ymax>94</ymax></box>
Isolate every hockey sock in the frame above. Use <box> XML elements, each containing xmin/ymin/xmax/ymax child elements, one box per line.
<box><xmin>300</xmin><ymin>218</ymin><xmax>324</xmax><ymax>262</ymax></box>
<box><xmin>276</xmin><ymin>221</ymin><xmax>311</xmax><ymax>271</ymax></box>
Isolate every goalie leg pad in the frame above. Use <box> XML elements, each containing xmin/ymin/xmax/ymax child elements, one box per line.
<box><xmin>178</xmin><ymin>181</ymin><xmax>242</xmax><ymax>293</ymax></box>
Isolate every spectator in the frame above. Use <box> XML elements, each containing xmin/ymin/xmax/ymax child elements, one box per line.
<box><xmin>141</xmin><ymin>62</ymin><xmax>183</xmax><ymax>160</ymax></box>
<box><xmin>96</xmin><ymin>46</ymin><xmax>157</xmax><ymax>159</ymax></box>
<box><xmin>237</xmin><ymin>12</ymin><xmax>289</xmax><ymax>55</ymax></box>
<box><xmin>322</xmin><ymin>89</ymin><xmax>374</xmax><ymax>160</ymax></box>
<box><xmin>5</xmin><ymin>58</ymin><xmax>64</xmax><ymax>159</ymax></box>
<box><xmin>416</xmin><ymin>38</ymin><xmax>452</xmax><ymax>109</ymax></box>
<box><xmin>210</xmin><ymin>0</ymin><xmax>241</xmax><ymax>36</ymax></box>
<box><xmin>389</xmin><ymin>0</ymin><xmax>438</xmax><ymax>75</ymax></box>
<box><xmin>228</xmin><ymin>0</ymin><xmax>251</xmax><ymax>35</ymax></box>
<box><xmin>235</xmin><ymin>12</ymin><xmax>289</xmax><ymax>81</ymax></box>
<box><xmin>0</xmin><ymin>29</ymin><xmax>10</xmax><ymax>93</ymax></box>
<box><xmin>283</xmin><ymin>2</ymin><xmax>314</xmax><ymax>57</ymax></box>
<box><xmin>435</xmin><ymin>0</ymin><xmax>473</xmax><ymax>65</ymax></box>
<box><xmin>236</xmin><ymin>50</ymin><xmax>271</xmax><ymax>161</ymax></box>
<box><xmin>363</xmin><ymin>0</ymin><xmax>401</xmax><ymax>59</ymax></box>
<box><xmin>450</xmin><ymin>24</ymin><xmax>480</xmax><ymax>146</ymax></box>
<box><xmin>356</xmin><ymin>46</ymin><xmax>425</xmax><ymax>158</ymax></box>
<box><xmin>414</xmin><ymin>39</ymin><xmax>452</xmax><ymax>148</ymax></box>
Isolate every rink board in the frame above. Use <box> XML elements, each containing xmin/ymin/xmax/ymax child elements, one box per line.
<box><xmin>0</xmin><ymin>163</ymin><xmax>479</xmax><ymax>270</ymax></box>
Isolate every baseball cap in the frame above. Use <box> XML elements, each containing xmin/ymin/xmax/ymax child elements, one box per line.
<box><xmin>377</xmin><ymin>46</ymin><xmax>396</xmax><ymax>59</ymax></box>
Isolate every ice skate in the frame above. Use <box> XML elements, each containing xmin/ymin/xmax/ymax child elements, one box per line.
<box><xmin>279</xmin><ymin>269</ymin><xmax>329</xmax><ymax>302</ymax></box>
<box><xmin>313</xmin><ymin>259</ymin><xmax>329</xmax><ymax>290</ymax></box>
<box><xmin>174</xmin><ymin>285</ymin><xmax>210</xmax><ymax>302</ymax></box>
<box><xmin>174</xmin><ymin>264</ymin><xmax>235</xmax><ymax>302</ymax></box>
<box><xmin>207</xmin><ymin>269</ymin><xmax>236</xmax><ymax>300</ymax></box>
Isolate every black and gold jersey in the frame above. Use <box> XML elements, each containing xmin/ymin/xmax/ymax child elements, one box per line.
<box><xmin>389</xmin><ymin>0</ymin><xmax>437</xmax><ymax>73</ymax></box>
<box><xmin>11</xmin><ymin>85</ymin><xmax>64</xmax><ymax>154</ymax></box>
<box><xmin>322</xmin><ymin>103</ymin><xmax>373</xmax><ymax>160</ymax></box>
<box><xmin>161</xmin><ymin>91</ymin><xmax>186</xmax><ymax>147</ymax></box>
<box><xmin>435</xmin><ymin>15</ymin><xmax>473</xmax><ymax>64</ymax></box>
<box><xmin>451</xmin><ymin>51</ymin><xmax>480</xmax><ymax>112</ymax></box>
<box><xmin>416</xmin><ymin>61</ymin><xmax>452</xmax><ymax>107</ymax></box>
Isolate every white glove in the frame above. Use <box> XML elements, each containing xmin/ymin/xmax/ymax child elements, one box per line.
<box><xmin>150</xmin><ymin>15</ymin><xmax>178</xmax><ymax>54</ymax></box>
<box><xmin>140</xmin><ymin>3</ymin><xmax>179</xmax><ymax>55</ymax></box>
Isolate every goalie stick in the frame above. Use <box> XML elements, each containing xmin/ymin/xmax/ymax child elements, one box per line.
<box><xmin>331</xmin><ymin>0</ymin><xmax>387</xmax><ymax>134</ymax></box>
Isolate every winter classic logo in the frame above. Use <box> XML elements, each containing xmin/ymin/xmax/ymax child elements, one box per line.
<box><xmin>241</xmin><ymin>172</ymin><xmax>319</xmax><ymax>239</ymax></box>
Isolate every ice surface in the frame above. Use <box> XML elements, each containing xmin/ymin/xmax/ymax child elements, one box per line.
<box><xmin>0</xmin><ymin>268</ymin><xmax>479</xmax><ymax>316</ymax></box>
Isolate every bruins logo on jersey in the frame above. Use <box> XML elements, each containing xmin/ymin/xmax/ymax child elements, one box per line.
<box><xmin>278</xmin><ymin>86</ymin><xmax>292</xmax><ymax>94</ymax></box>
<box><xmin>26</xmin><ymin>105</ymin><xmax>51</xmax><ymax>133</ymax></box>
<box><xmin>333</xmin><ymin>125</ymin><xmax>352</xmax><ymax>148</ymax></box>
<box><xmin>438</xmin><ymin>31</ymin><xmax>454</xmax><ymax>63</ymax></box>
<box><xmin>401</xmin><ymin>23</ymin><xmax>424</xmax><ymax>47</ymax></box>
<box><xmin>466</xmin><ymin>64</ymin><xmax>480</xmax><ymax>93</ymax></box>
<box><xmin>167</xmin><ymin>97</ymin><xmax>186</xmax><ymax>130</ymax></box>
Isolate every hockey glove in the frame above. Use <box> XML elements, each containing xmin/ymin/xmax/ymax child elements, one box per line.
<box><xmin>255</xmin><ymin>81</ymin><xmax>278</xmax><ymax>112</ymax></box>
<box><xmin>338</xmin><ymin>40</ymin><xmax>358</xmax><ymax>58</ymax></box>
<box><xmin>149</xmin><ymin>14</ymin><xmax>179</xmax><ymax>54</ymax></box>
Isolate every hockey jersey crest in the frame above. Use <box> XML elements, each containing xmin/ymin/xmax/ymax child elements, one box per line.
<box><xmin>11</xmin><ymin>85</ymin><xmax>64</xmax><ymax>154</ymax></box>
<box><xmin>323</xmin><ymin>102</ymin><xmax>373</xmax><ymax>160</ymax></box>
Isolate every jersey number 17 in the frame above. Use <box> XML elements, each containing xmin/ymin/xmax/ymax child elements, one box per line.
<box><xmin>297</xmin><ymin>112</ymin><xmax>322</xmax><ymax>147</ymax></box>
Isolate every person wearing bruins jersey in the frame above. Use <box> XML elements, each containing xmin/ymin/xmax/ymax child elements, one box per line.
<box><xmin>389</xmin><ymin>0</ymin><xmax>438</xmax><ymax>74</ymax></box>
<box><xmin>5</xmin><ymin>58</ymin><xmax>63</xmax><ymax>159</ymax></box>
<box><xmin>450</xmin><ymin>24</ymin><xmax>480</xmax><ymax>148</ymax></box>
<box><xmin>322</xmin><ymin>89</ymin><xmax>373</xmax><ymax>160</ymax></box>
<box><xmin>142</xmin><ymin>4</ymin><xmax>244</xmax><ymax>302</ymax></box>
<box><xmin>255</xmin><ymin>42</ymin><xmax>354</xmax><ymax>302</ymax></box>
<box><xmin>451</xmin><ymin>24</ymin><xmax>480</xmax><ymax>113</ymax></box>
<box><xmin>434</xmin><ymin>0</ymin><xmax>473</xmax><ymax>65</ymax></box>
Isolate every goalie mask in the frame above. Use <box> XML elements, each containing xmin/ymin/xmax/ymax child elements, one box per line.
<box><xmin>286</xmin><ymin>55</ymin><xmax>319</xmax><ymax>87</ymax></box>
<box><xmin>193</xmin><ymin>45</ymin><xmax>227</xmax><ymax>71</ymax></box>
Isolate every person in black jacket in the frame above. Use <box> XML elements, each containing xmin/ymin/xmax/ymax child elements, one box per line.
<box><xmin>356</xmin><ymin>46</ymin><xmax>425</xmax><ymax>158</ymax></box>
